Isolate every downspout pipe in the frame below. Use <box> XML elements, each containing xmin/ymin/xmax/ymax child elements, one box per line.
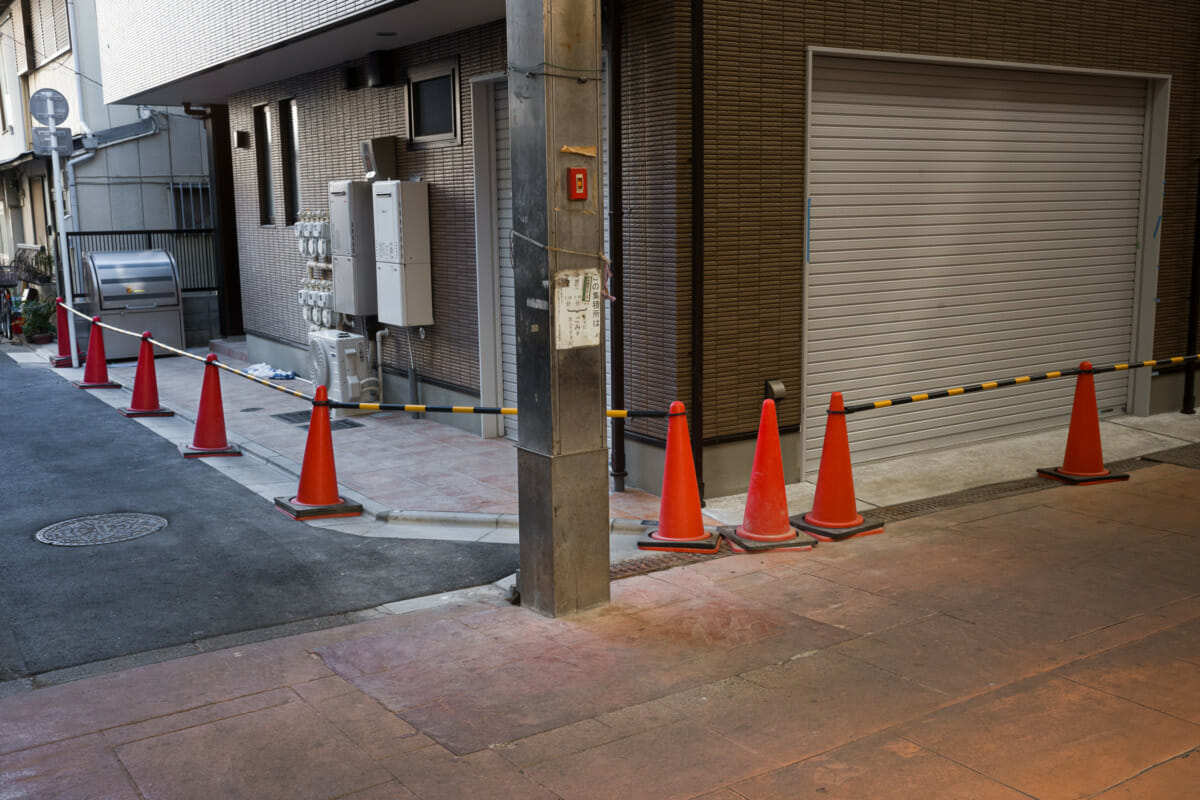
<box><xmin>607</xmin><ymin>0</ymin><xmax>626</xmax><ymax>492</ymax></box>
<box><xmin>63</xmin><ymin>0</ymin><xmax>95</xmax><ymax>295</ymax></box>
<box><xmin>68</xmin><ymin>115</ymin><xmax>160</xmax><ymax>230</ymax></box>
<box><xmin>1183</xmin><ymin>158</ymin><xmax>1200</xmax><ymax>414</ymax></box>
<box><xmin>689</xmin><ymin>0</ymin><xmax>705</xmax><ymax>499</ymax></box>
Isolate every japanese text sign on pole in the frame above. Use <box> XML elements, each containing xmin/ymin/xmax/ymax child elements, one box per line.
<box><xmin>32</xmin><ymin>127</ymin><xmax>72</xmax><ymax>156</ymax></box>
<box><xmin>30</xmin><ymin>88</ymin><xmax>69</xmax><ymax>126</ymax></box>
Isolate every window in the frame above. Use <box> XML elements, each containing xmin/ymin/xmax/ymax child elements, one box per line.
<box><xmin>278</xmin><ymin>99</ymin><xmax>301</xmax><ymax>226</ymax></box>
<box><xmin>26</xmin><ymin>0</ymin><xmax>70</xmax><ymax>68</ymax></box>
<box><xmin>171</xmin><ymin>182</ymin><xmax>212</xmax><ymax>230</ymax></box>
<box><xmin>0</xmin><ymin>21</ymin><xmax>13</xmax><ymax>132</ymax></box>
<box><xmin>253</xmin><ymin>104</ymin><xmax>274</xmax><ymax>225</ymax></box>
<box><xmin>406</xmin><ymin>57</ymin><xmax>460</xmax><ymax>149</ymax></box>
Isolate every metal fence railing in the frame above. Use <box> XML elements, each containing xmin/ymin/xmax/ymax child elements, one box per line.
<box><xmin>65</xmin><ymin>229</ymin><xmax>218</xmax><ymax>295</ymax></box>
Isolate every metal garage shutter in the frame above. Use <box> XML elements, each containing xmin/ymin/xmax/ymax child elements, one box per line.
<box><xmin>804</xmin><ymin>55</ymin><xmax>1146</xmax><ymax>472</ymax></box>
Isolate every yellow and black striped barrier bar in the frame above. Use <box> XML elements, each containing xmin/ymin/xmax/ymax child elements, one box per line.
<box><xmin>58</xmin><ymin>302</ymin><xmax>314</xmax><ymax>402</ymax></box>
<box><xmin>844</xmin><ymin>353</ymin><xmax>1200</xmax><ymax>415</ymax></box>
<box><xmin>1093</xmin><ymin>353</ymin><xmax>1199</xmax><ymax>376</ymax></box>
<box><xmin>323</xmin><ymin>399</ymin><xmax>672</xmax><ymax>418</ymax></box>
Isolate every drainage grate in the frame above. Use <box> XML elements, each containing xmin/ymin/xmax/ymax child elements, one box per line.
<box><xmin>1140</xmin><ymin>443</ymin><xmax>1200</xmax><ymax>470</ymax></box>
<box><xmin>271</xmin><ymin>410</ymin><xmax>312</xmax><ymax>424</ymax></box>
<box><xmin>301</xmin><ymin>419</ymin><xmax>364</xmax><ymax>432</ymax></box>
<box><xmin>35</xmin><ymin>513</ymin><xmax>168</xmax><ymax>547</ymax></box>
<box><xmin>610</xmin><ymin>550</ymin><xmax>724</xmax><ymax>579</ymax></box>
<box><xmin>870</xmin><ymin>478</ymin><xmax>1050</xmax><ymax>523</ymax></box>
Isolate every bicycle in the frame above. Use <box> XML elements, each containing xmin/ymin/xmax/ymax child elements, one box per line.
<box><xmin>0</xmin><ymin>287</ymin><xmax>12</xmax><ymax>340</ymax></box>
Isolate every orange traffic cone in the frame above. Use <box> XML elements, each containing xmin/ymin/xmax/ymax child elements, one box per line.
<box><xmin>721</xmin><ymin>400</ymin><xmax>815</xmax><ymax>553</ymax></box>
<box><xmin>638</xmin><ymin>401</ymin><xmax>721</xmax><ymax>553</ymax></box>
<box><xmin>179</xmin><ymin>354</ymin><xmax>241</xmax><ymax>457</ymax></box>
<box><xmin>119</xmin><ymin>332</ymin><xmax>174</xmax><ymax>417</ymax></box>
<box><xmin>1037</xmin><ymin>362</ymin><xmax>1129</xmax><ymax>485</ymax></box>
<box><xmin>791</xmin><ymin>392</ymin><xmax>884</xmax><ymax>541</ymax></box>
<box><xmin>275</xmin><ymin>385</ymin><xmax>363</xmax><ymax>520</ymax></box>
<box><xmin>73</xmin><ymin>317</ymin><xmax>121</xmax><ymax>389</ymax></box>
<box><xmin>50</xmin><ymin>297</ymin><xmax>82</xmax><ymax>368</ymax></box>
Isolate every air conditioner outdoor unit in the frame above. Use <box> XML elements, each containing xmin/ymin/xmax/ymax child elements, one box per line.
<box><xmin>307</xmin><ymin>330</ymin><xmax>378</xmax><ymax>419</ymax></box>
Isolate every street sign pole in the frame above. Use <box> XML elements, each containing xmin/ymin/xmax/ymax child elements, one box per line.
<box><xmin>31</xmin><ymin>88</ymin><xmax>78</xmax><ymax>367</ymax></box>
<box><xmin>49</xmin><ymin>127</ymin><xmax>77</xmax><ymax>367</ymax></box>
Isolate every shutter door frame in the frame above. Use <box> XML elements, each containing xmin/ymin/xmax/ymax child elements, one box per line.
<box><xmin>801</xmin><ymin>49</ymin><xmax>1169</xmax><ymax>475</ymax></box>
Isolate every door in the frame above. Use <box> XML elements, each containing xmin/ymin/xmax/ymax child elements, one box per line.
<box><xmin>804</xmin><ymin>55</ymin><xmax>1147</xmax><ymax>470</ymax></box>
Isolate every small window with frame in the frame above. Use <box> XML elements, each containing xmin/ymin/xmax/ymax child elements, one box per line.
<box><xmin>406</xmin><ymin>57</ymin><xmax>460</xmax><ymax>149</ymax></box>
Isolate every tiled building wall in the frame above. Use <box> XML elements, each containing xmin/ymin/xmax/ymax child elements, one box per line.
<box><xmin>230</xmin><ymin>20</ymin><xmax>506</xmax><ymax>393</ymax></box>
<box><xmin>691</xmin><ymin>0</ymin><xmax>1200</xmax><ymax>441</ymax></box>
<box><xmin>95</xmin><ymin>0</ymin><xmax>396</xmax><ymax>104</ymax></box>
<box><xmin>617</xmin><ymin>0</ymin><xmax>694</xmax><ymax>442</ymax></box>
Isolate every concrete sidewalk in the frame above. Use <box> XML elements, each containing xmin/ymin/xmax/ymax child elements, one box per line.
<box><xmin>1</xmin><ymin>460</ymin><xmax>1198</xmax><ymax>798</ymax></box>
<box><xmin>11</xmin><ymin>338</ymin><xmax>1200</xmax><ymax>538</ymax></box>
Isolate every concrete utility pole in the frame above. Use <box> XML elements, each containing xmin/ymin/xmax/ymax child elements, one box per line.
<box><xmin>507</xmin><ymin>0</ymin><xmax>609</xmax><ymax>616</ymax></box>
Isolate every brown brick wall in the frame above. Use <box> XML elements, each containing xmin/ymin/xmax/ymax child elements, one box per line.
<box><xmin>617</xmin><ymin>0</ymin><xmax>694</xmax><ymax>441</ymax></box>
<box><xmin>229</xmin><ymin>20</ymin><xmax>506</xmax><ymax>393</ymax></box>
<box><xmin>687</xmin><ymin>0</ymin><xmax>1200</xmax><ymax>441</ymax></box>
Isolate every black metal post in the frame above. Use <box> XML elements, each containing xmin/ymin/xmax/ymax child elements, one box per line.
<box><xmin>607</xmin><ymin>0</ymin><xmax>626</xmax><ymax>492</ymax></box>
<box><xmin>690</xmin><ymin>0</ymin><xmax>705</xmax><ymax>500</ymax></box>
<box><xmin>1184</xmin><ymin>159</ymin><xmax>1200</xmax><ymax>414</ymax></box>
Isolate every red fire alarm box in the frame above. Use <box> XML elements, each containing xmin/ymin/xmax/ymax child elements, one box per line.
<box><xmin>568</xmin><ymin>167</ymin><xmax>587</xmax><ymax>200</ymax></box>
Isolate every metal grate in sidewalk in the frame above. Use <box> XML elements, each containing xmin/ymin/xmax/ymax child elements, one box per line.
<box><xmin>1140</xmin><ymin>443</ymin><xmax>1200</xmax><ymax>470</ymax></box>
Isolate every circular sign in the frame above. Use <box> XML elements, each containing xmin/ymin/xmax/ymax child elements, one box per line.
<box><xmin>30</xmin><ymin>88</ymin><xmax>69</xmax><ymax>126</ymax></box>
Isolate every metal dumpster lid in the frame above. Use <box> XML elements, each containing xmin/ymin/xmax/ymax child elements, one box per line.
<box><xmin>85</xmin><ymin>249</ymin><xmax>180</xmax><ymax>310</ymax></box>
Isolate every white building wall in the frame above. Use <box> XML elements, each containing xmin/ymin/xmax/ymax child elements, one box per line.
<box><xmin>95</xmin><ymin>0</ymin><xmax>398</xmax><ymax>104</ymax></box>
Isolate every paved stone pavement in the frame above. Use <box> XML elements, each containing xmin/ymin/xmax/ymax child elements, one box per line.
<box><xmin>102</xmin><ymin>344</ymin><xmax>668</xmax><ymax>521</ymax></box>
<box><xmin>2</xmin><ymin>461</ymin><xmax>1197</xmax><ymax>799</ymax></box>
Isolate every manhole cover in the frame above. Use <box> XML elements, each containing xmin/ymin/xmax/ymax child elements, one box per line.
<box><xmin>35</xmin><ymin>513</ymin><xmax>168</xmax><ymax>547</ymax></box>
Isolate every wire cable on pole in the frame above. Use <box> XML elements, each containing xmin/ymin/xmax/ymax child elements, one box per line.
<box><xmin>58</xmin><ymin>302</ymin><xmax>313</xmax><ymax>401</ymax></box>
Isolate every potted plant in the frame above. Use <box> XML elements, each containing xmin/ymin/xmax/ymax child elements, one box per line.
<box><xmin>18</xmin><ymin>296</ymin><xmax>57</xmax><ymax>344</ymax></box>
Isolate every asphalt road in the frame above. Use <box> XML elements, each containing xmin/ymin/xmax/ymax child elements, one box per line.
<box><xmin>0</xmin><ymin>350</ymin><xmax>518</xmax><ymax>679</ymax></box>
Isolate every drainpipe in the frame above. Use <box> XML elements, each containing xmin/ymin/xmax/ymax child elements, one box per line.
<box><xmin>375</xmin><ymin>327</ymin><xmax>389</xmax><ymax>404</ymax></box>
<box><xmin>689</xmin><ymin>0</ymin><xmax>706</xmax><ymax>499</ymax></box>
<box><xmin>1183</xmin><ymin>159</ymin><xmax>1200</xmax><ymax>414</ymax></box>
<box><xmin>607</xmin><ymin>0</ymin><xmax>626</xmax><ymax>491</ymax></box>
<box><xmin>62</xmin><ymin>0</ymin><xmax>94</xmax><ymax>295</ymax></box>
<box><xmin>68</xmin><ymin>115</ymin><xmax>160</xmax><ymax>231</ymax></box>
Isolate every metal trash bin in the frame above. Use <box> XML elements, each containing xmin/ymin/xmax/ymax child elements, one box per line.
<box><xmin>81</xmin><ymin>250</ymin><xmax>186</xmax><ymax>360</ymax></box>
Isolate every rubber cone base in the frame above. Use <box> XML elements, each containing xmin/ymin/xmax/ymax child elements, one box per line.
<box><xmin>719</xmin><ymin>526</ymin><xmax>816</xmax><ymax>553</ymax></box>
<box><xmin>74</xmin><ymin>379</ymin><xmax>121</xmax><ymax>389</ymax></box>
<box><xmin>791</xmin><ymin>513</ymin><xmax>884</xmax><ymax>542</ymax></box>
<box><xmin>179</xmin><ymin>442</ymin><xmax>241</xmax><ymax>458</ymax></box>
<box><xmin>119</xmin><ymin>406</ymin><xmax>174</xmax><ymax>417</ymax></box>
<box><xmin>1036</xmin><ymin>467</ymin><xmax>1129</xmax><ymax>485</ymax></box>
<box><xmin>274</xmin><ymin>495</ymin><xmax>363</xmax><ymax>520</ymax></box>
<box><xmin>637</xmin><ymin>527</ymin><xmax>722</xmax><ymax>554</ymax></box>
<box><xmin>51</xmin><ymin>353</ymin><xmax>83</xmax><ymax>367</ymax></box>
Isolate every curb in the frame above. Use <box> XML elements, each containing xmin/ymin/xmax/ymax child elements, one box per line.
<box><xmin>378</xmin><ymin>509</ymin><xmax>653</xmax><ymax>534</ymax></box>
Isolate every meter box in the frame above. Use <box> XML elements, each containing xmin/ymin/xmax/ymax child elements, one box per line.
<box><xmin>328</xmin><ymin>180</ymin><xmax>377</xmax><ymax>316</ymax></box>
<box><xmin>372</xmin><ymin>180</ymin><xmax>433</xmax><ymax>327</ymax></box>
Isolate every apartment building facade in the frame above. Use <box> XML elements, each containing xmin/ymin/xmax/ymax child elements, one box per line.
<box><xmin>95</xmin><ymin>0</ymin><xmax>1200</xmax><ymax>495</ymax></box>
